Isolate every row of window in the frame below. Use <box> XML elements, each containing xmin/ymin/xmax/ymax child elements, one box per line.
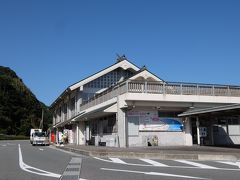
<box><xmin>84</xmin><ymin>69</ymin><xmax>133</xmax><ymax>88</ymax></box>
<box><xmin>90</xmin><ymin>115</ymin><xmax>117</xmax><ymax>135</ymax></box>
<box><xmin>54</xmin><ymin>69</ymin><xmax>134</xmax><ymax>124</ymax></box>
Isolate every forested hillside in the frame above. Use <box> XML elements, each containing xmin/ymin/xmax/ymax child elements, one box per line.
<box><xmin>0</xmin><ymin>66</ymin><xmax>52</xmax><ymax>136</ymax></box>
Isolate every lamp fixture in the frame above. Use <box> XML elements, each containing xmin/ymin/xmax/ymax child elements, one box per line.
<box><xmin>189</xmin><ymin>103</ymin><xmax>195</xmax><ymax>109</ymax></box>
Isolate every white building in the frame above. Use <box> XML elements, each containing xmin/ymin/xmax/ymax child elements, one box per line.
<box><xmin>51</xmin><ymin>57</ymin><xmax>240</xmax><ymax>147</ymax></box>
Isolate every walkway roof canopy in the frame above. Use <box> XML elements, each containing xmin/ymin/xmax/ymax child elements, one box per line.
<box><xmin>178</xmin><ymin>104</ymin><xmax>240</xmax><ymax>117</ymax></box>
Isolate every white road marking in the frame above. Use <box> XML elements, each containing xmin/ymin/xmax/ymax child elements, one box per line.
<box><xmin>175</xmin><ymin>160</ymin><xmax>218</xmax><ymax>169</ymax></box>
<box><xmin>140</xmin><ymin>159</ymin><xmax>168</xmax><ymax>167</ymax></box>
<box><xmin>39</xmin><ymin>148</ymin><xmax>44</xmax><ymax>151</ymax></box>
<box><xmin>217</xmin><ymin>161</ymin><xmax>240</xmax><ymax>168</ymax></box>
<box><xmin>109</xmin><ymin>158</ymin><xmax>127</xmax><ymax>164</ymax></box>
<box><xmin>18</xmin><ymin>144</ymin><xmax>61</xmax><ymax>178</ymax></box>
<box><xmin>49</xmin><ymin>145</ymin><xmax>83</xmax><ymax>157</ymax></box>
<box><xmin>94</xmin><ymin>157</ymin><xmax>240</xmax><ymax>171</ymax></box>
<box><xmin>101</xmin><ymin>168</ymin><xmax>210</xmax><ymax>179</ymax></box>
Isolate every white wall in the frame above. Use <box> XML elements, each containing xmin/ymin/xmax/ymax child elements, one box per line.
<box><xmin>78</xmin><ymin>121</ymin><xmax>85</xmax><ymax>145</ymax></box>
<box><xmin>128</xmin><ymin>132</ymin><xmax>185</xmax><ymax>147</ymax></box>
<box><xmin>125</xmin><ymin>93</ymin><xmax>240</xmax><ymax>105</ymax></box>
<box><xmin>184</xmin><ymin>117</ymin><xmax>193</xmax><ymax>146</ymax></box>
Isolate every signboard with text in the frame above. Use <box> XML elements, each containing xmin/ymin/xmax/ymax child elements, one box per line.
<box><xmin>127</xmin><ymin>111</ymin><xmax>183</xmax><ymax>132</ymax></box>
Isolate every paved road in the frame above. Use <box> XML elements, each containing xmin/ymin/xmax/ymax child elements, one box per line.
<box><xmin>81</xmin><ymin>155</ymin><xmax>240</xmax><ymax>180</ymax></box>
<box><xmin>0</xmin><ymin>140</ymin><xmax>81</xmax><ymax>180</ymax></box>
<box><xmin>1</xmin><ymin>140</ymin><xmax>240</xmax><ymax>180</ymax></box>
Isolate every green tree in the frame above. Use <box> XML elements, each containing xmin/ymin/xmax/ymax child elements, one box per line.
<box><xmin>0</xmin><ymin>66</ymin><xmax>52</xmax><ymax>136</ymax></box>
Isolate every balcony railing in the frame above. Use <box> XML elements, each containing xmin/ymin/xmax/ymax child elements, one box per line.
<box><xmin>128</xmin><ymin>81</ymin><xmax>240</xmax><ymax>97</ymax></box>
<box><xmin>79</xmin><ymin>81</ymin><xmax>240</xmax><ymax>112</ymax></box>
<box><xmin>80</xmin><ymin>83</ymin><xmax>127</xmax><ymax>111</ymax></box>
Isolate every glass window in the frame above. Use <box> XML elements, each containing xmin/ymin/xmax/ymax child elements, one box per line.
<box><xmin>91</xmin><ymin>121</ymin><xmax>98</xmax><ymax>135</ymax></box>
<box><xmin>158</xmin><ymin>111</ymin><xmax>180</xmax><ymax>117</ymax></box>
<box><xmin>103</xmin><ymin>115</ymin><xmax>117</xmax><ymax>134</ymax></box>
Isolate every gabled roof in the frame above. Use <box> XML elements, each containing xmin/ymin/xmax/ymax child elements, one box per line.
<box><xmin>81</xmin><ymin>67</ymin><xmax>165</xmax><ymax>105</ymax></box>
<box><xmin>129</xmin><ymin>68</ymin><xmax>164</xmax><ymax>82</ymax></box>
<box><xmin>69</xmin><ymin>59</ymin><xmax>140</xmax><ymax>91</ymax></box>
<box><xmin>51</xmin><ymin>59</ymin><xmax>140</xmax><ymax>108</ymax></box>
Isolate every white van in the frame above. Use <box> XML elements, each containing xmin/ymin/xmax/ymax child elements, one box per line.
<box><xmin>32</xmin><ymin>131</ymin><xmax>49</xmax><ymax>146</ymax></box>
<box><xmin>30</xmin><ymin>129</ymin><xmax>42</xmax><ymax>144</ymax></box>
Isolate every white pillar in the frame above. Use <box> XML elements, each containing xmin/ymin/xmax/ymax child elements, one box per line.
<box><xmin>117</xmin><ymin>95</ymin><xmax>127</xmax><ymax>147</ymax></box>
<box><xmin>76</xmin><ymin>123</ymin><xmax>79</xmax><ymax>145</ymax></box>
<box><xmin>77</xmin><ymin>121</ymin><xmax>85</xmax><ymax>145</ymax></box>
<box><xmin>184</xmin><ymin>117</ymin><xmax>193</xmax><ymax>146</ymax></box>
<box><xmin>196</xmin><ymin>117</ymin><xmax>200</xmax><ymax>145</ymax></box>
<box><xmin>117</xmin><ymin>108</ymin><xmax>126</xmax><ymax>147</ymax></box>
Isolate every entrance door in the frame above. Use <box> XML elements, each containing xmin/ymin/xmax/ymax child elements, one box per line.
<box><xmin>191</xmin><ymin>118</ymin><xmax>198</xmax><ymax>144</ymax></box>
<box><xmin>212</xmin><ymin>125</ymin><xmax>228</xmax><ymax>145</ymax></box>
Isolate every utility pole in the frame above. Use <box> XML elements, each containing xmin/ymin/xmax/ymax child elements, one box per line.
<box><xmin>39</xmin><ymin>108</ymin><xmax>44</xmax><ymax>129</ymax></box>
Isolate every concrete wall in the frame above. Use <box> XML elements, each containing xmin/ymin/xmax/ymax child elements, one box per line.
<box><xmin>78</xmin><ymin>121</ymin><xmax>85</xmax><ymax>145</ymax></box>
<box><xmin>125</xmin><ymin>93</ymin><xmax>240</xmax><ymax>106</ymax></box>
<box><xmin>184</xmin><ymin>117</ymin><xmax>193</xmax><ymax>146</ymax></box>
<box><xmin>125</xmin><ymin>107</ymin><xmax>186</xmax><ymax>147</ymax></box>
<box><xmin>117</xmin><ymin>95</ymin><xmax>127</xmax><ymax>147</ymax></box>
<box><xmin>128</xmin><ymin>132</ymin><xmax>185</xmax><ymax>147</ymax></box>
<box><xmin>99</xmin><ymin>133</ymin><xmax>118</xmax><ymax>147</ymax></box>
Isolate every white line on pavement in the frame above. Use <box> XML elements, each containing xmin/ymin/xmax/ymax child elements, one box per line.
<box><xmin>94</xmin><ymin>157</ymin><xmax>240</xmax><ymax>171</ymax></box>
<box><xmin>18</xmin><ymin>144</ymin><xmax>61</xmax><ymax>178</ymax></box>
<box><xmin>140</xmin><ymin>159</ymin><xmax>169</xmax><ymax>167</ymax></box>
<box><xmin>217</xmin><ymin>161</ymin><xmax>240</xmax><ymax>168</ymax></box>
<box><xmin>175</xmin><ymin>160</ymin><xmax>218</xmax><ymax>169</ymax></box>
<box><xmin>101</xmin><ymin>168</ymin><xmax>211</xmax><ymax>179</ymax></box>
<box><xmin>109</xmin><ymin>158</ymin><xmax>127</xmax><ymax>164</ymax></box>
<box><xmin>48</xmin><ymin>145</ymin><xmax>83</xmax><ymax>157</ymax></box>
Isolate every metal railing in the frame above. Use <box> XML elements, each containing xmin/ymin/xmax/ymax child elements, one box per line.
<box><xmin>79</xmin><ymin>81</ymin><xmax>240</xmax><ymax>112</ymax></box>
<box><xmin>129</xmin><ymin>81</ymin><xmax>240</xmax><ymax>97</ymax></box>
<box><xmin>80</xmin><ymin>83</ymin><xmax>127</xmax><ymax>111</ymax></box>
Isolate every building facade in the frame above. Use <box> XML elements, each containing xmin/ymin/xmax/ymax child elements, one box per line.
<box><xmin>51</xmin><ymin>57</ymin><xmax>240</xmax><ymax>147</ymax></box>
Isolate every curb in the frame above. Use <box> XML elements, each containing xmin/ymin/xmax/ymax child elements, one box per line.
<box><xmin>56</xmin><ymin>146</ymin><xmax>238</xmax><ymax>161</ymax></box>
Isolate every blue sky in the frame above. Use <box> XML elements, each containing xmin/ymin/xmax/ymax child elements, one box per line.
<box><xmin>0</xmin><ymin>0</ymin><xmax>240</xmax><ymax>106</ymax></box>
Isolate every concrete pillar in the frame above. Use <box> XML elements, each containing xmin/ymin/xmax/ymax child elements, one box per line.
<box><xmin>76</xmin><ymin>123</ymin><xmax>79</xmax><ymax>145</ymax></box>
<box><xmin>117</xmin><ymin>95</ymin><xmax>127</xmax><ymax>148</ymax></box>
<box><xmin>196</xmin><ymin>117</ymin><xmax>200</xmax><ymax>145</ymax></box>
<box><xmin>56</xmin><ymin>129</ymin><xmax>59</xmax><ymax>144</ymax></box>
<box><xmin>117</xmin><ymin>108</ymin><xmax>126</xmax><ymax>147</ymax></box>
<box><xmin>77</xmin><ymin>121</ymin><xmax>85</xmax><ymax>145</ymax></box>
<box><xmin>184</xmin><ymin>117</ymin><xmax>193</xmax><ymax>146</ymax></box>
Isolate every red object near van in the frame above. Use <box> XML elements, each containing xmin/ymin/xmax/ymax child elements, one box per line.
<box><xmin>51</xmin><ymin>132</ymin><xmax>55</xmax><ymax>143</ymax></box>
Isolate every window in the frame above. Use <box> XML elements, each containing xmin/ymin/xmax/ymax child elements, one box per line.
<box><xmin>128</xmin><ymin>116</ymin><xmax>139</xmax><ymax>136</ymax></box>
<box><xmin>228</xmin><ymin>118</ymin><xmax>239</xmax><ymax>125</ymax></box>
<box><xmin>91</xmin><ymin>121</ymin><xmax>98</xmax><ymax>135</ymax></box>
<box><xmin>158</xmin><ymin>111</ymin><xmax>180</xmax><ymax>117</ymax></box>
<box><xmin>63</xmin><ymin>104</ymin><xmax>67</xmax><ymax>114</ymax></box>
<box><xmin>103</xmin><ymin>115</ymin><xmax>117</xmax><ymax>134</ymax></box>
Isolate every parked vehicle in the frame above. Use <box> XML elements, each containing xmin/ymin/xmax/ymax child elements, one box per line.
<box><xmin>30</xmin><ymin>129</ymin><xmax>42</xmax><ymax>144</ymax></box>
<box><xmin>32</xmin><ymin>131</ymin><xmax>49</xmax><ymax>146</ymax></box>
